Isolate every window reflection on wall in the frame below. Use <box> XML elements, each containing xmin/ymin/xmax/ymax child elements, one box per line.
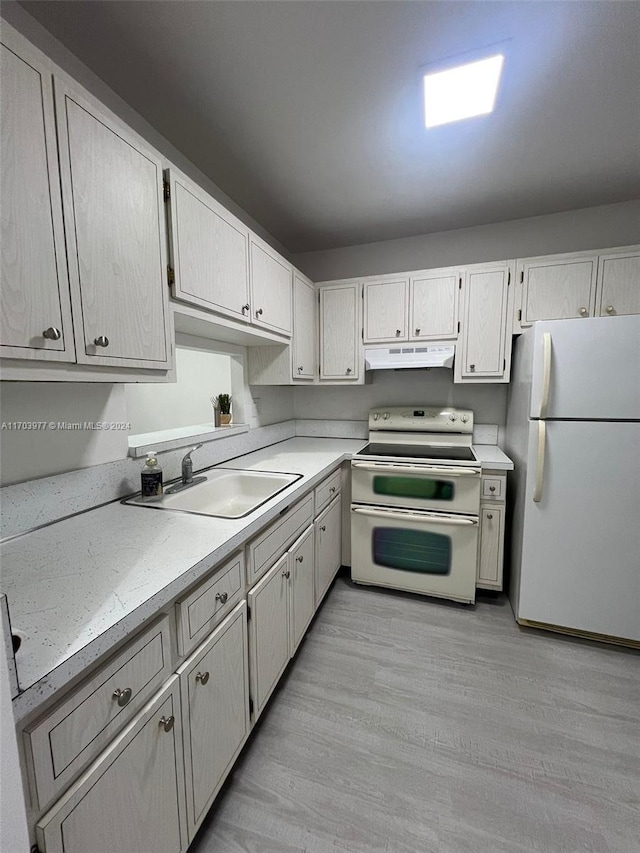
<box><xmin>125</xmin><ymin>343</ymin><xmax>232</xmax><ymax>436</ymax></box>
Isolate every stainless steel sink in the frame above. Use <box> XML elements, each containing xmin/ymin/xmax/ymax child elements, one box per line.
<box><xmin>125</xmin><ymin>468</ymin><xmax>302</xmax><ymax>518</ymax></box>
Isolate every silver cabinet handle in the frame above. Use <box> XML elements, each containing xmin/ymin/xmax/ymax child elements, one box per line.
<box><xmin>159</xmin><ymin>715</ymin><xmax>175</xmax><ymax>733</ymax></box>
<box><xmin>395</xmin><ymin>329</ymin><xmax>401</xmax><ymax>337</ymax></box>
<box><xmin>469</xmin><ymin>364</ymin><xmax>476</xmax><ymax>372</ymax></box>
<box><xmin>487</xmin><ymin>513</ymin><xmax>493</xmax><ymax>520</ymax></box>
<box><xmin>43</xmin><ymin>327</ymin><xmax>61</xmax><ymax>341</ymax></box>
<box><xmin>196</xmin><ymin>671</ymin><xmax>210</xmax><ymax>685</ymax></box>
<box><xmin>112</xmin><ymin>687</ymin><xmax>132</xmax><ymax>707</ymax></box>
<box><xmin>606</xmin><ymin>305</ymin><xmax>615</xmax><ymax>314</ymax></box>
<box><xmin>533</xmin><ymin>420</ymin><xmax>546</xmax><ymax>502</ymax></box>
<box><xmin>296</xmin><ymin>555</ymin><xmax>304</xmax><ymax>563</ymax></box>
<box><xmin>578</xmin><ymin>307</ymin><xmax>588</xmax><ymax>316</ymax></box>
<box><xmin>329</xmin><ymin>486</ymin><xmax>336</xmax><ymax>493</ymax></box>
<box><xmin>297</xmin><ymin>366</ymin><xmax>303</xmax><ymax>373</ymax></box>
<box><xmin>320</xmin><ymin>525</ymin><xmax>326</xmax><ymax>532</ymax></box>
<box><xmin>415</xmin><ymin>328</ymin><xmax>420</xmax><ymax>336</ymax></box>
<box><xmin>242</xmin><ymin>304</ymin><xmax>250</xmax><ymax>315</ymax></box>
<box><xmin>489</xmin><ymin>486</ymin><xmax>496</xmax><ymax>492</ymax></box>
<box><xmin>282</xmin><ymin>569</ymin><xmax>291</xmax><ymax>578</ymax></box>
<box><xmin>94</xmin><ymin>335</ymin><xmax>109</xmax><ymax>347</ymax></box>
<box><xmin>346</xmin><ymin>367</ymin><xmax>352</xmax><ymax>374</ymax></box>
<box><xmin>215</xmin><ymin>591</ymin><xmax>228</xmax><ymax>605</ymax></box>
<box><xmin>255</xmin><ymin>308</ymin><xmax>263</xmax><ymax>317</ymax></box>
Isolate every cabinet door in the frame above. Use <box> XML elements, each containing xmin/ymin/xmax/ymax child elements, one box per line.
<box><xmin>178</xmin><ymin>603</ymin><xmax>249</xmax><ymax>839</ymax></box>
<box><xmin>319</xmin><ymin>282</ymin><xmax>361</xmax><ymax>380</ymax></box>
<box><xmin>247</xmin><ymin>554</ymin><xmax>290</xmax><ymax>721</ymax></box>
<box><xmin>458</xmin><ymin>264</ymin><xmax>511</xmax><ymax>380</ymax></box>
<box><xmin>292</xmin><ymin>272</ymin><xmax>317</xmax><ymax>380</ymax></box>
<box><xmin>289</xmin><ymin>526</ymin><xmax>315</xmax><ymax>654</ymax></box>
<box><xmin>477</xmin><ymin>505</ymin><xmax>504</xmax><ymax>588</ymax></box>
<box><xmin>250</xmin><ymin>238</ymin><xmax>292</xmax><ymax>336</ymax></box>
<box><xmin>409</xmin><ymin>270</ymin><xmax>460</xmax><ymax>340</ymax></box>
<box><xmin>37</xmin><ymin>676</ymin><xmax>187</xmax><ymax>853</ymax></box>
<box><xmin>518</xmin><ymin>255</ymin><xmax>597</xmax><ymax>327</ymax></box>
<box><xmin>168</xmin><ymin>169</ymin><xmax>250</xmax><ymax>322</ymax></box>
<box><xmin>315</xmin><ymin>495</ymin><xmax>342</xmax><ymax>605</ymax></box>
<box><xmin>55</xmin><ymin>82</ymin><xmax>170</xmax><ymax>369</ymax></box>
<box><xmin>0</xmin><ymin>32</ymin><xmax>74</xmax><ymax>362</ymax></box>
<box><xmin>596</xmin><ymin>250</ymin><xmax>640</xmax><ymax>317</ymax></box>
<box><xmin>363</xmin><ymin>279</ymin><xmax>408</xmax><ymax>343</ymax></box>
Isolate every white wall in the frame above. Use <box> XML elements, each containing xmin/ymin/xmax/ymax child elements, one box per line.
<box><xmin>293</xmin><ymin>200</ymin><xmax>640</xmax><ymax>281</ymax></box>
<box><xmin>294</xmin><ymin>370</ymin><xmax>507</xmax><ymax>426</ymax></box>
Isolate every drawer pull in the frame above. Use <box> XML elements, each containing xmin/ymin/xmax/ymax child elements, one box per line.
<box><xmin>320</xmin><ymin>525</ymin><xmax>326</xmax><ymax>532</ymax></box>
<box><xmin>112</xmin><ymin>687</ymin><xmax>132</xmax><ymax>707</ymax></box>
<box><xmin>195</xmin><ymin>671</ymin><xmax>210</xmax><ymax>685</ymax></box>
<box><xmin>94</xmin><ymin>335</ymin><xmax>110</xmax><ymax>347</ymax></box>
<box><xmin>606</xmin><ymin>305</ymin><xmax>615</xmax><ymax>314</ymax></box>
<box><xmin>487</xmin><ymin>513</ymin><xmax>494</xmax><ymax>520</ymax></box>
<box><xmin>578</xmin><ymin>307</ymin><xmax>588</xmax><ymax>317</ymax></box>
<box><xmin>215</xmin><ymin>591</ymin><xmax>228</xmax><ymax>605</ymax></box>
<box><xmin>415</xmin><ymin>328</ymin><xmax>420</xmax><ymax>336</ymax></box>
<box><xmin>329</xmin><ymin>486</ymin><xmax>336</xmax><ymax>494</ymax></box>
<box><xmin>282</xmin><ymin>569</ymin><xmax>291</xmax><ymax>579</ymax></box>
<box><xmin>158</xmin><ymin>715</ymin><xmax>175</xmax><ymax>733</ymax></box>
<box><xmin>296</xmin><ymin>555</ymin><xmax>304</xmax><ymax>563</ymax></box>
<box><xmin>43</xmin><ymin>326</ymin><xmax>61</xmax><ymax>341</ymax></box>
<box><xmin>255</xmin><ymin>308</ymin><xmax>263</xmax><ymax>317</ymax></box>
<box><xmin>489</xmin><ymin>485</ymin><xmax>496</xmax><ymax>492</ymax></box>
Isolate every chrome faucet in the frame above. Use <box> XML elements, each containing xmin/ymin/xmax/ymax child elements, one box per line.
<box><xmin>181</xmin><ymin>444</ymin><xmax>203</xmax><ymax>485</ymax></box>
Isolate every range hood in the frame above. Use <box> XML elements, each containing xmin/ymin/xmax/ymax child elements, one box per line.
<box><xmin>364</xmin><ymin>345</ymin><xmax>455</xmax><ymax>371</ymax></box>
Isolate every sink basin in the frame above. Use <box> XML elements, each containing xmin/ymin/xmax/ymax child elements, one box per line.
<box><xmin>125</xmin><ymin>468</ymin><xmax>302</xmax><ymax>518</ymax></box>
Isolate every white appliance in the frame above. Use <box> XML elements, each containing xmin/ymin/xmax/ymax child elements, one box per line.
<box><xmin>506</xmin><ymin>314</ymin><xmax>640</xmax><ymax>644</ymax></box>
<box><xmin>351</xmin><ymin>407</ymin><xmax>480</xmax><ymax>604</ymax></box>
<box><xmin>364</xmin><ymin>345</ymin><xmax>455</xmax><ymax>371</ymax></box>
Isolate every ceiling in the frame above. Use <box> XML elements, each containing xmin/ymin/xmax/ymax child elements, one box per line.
<box><xmin>18</xmin><ymin>1</ymin><xmax>640</xmax><ymax>253</ymax></box>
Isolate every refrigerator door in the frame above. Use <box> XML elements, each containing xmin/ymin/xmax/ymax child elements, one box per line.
<box><xmin>530</xmin><ymin>315</ymin><xmax>640</xmax><ymax>420</ymax></box>
<box><xmin>518</xmin><ymin>420</ymin><xmax>640</xmax><ymax>640</ymax></box>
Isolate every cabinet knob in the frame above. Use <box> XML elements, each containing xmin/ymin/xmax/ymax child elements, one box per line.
<box><xmin>415</xmin><ymin>328</ymin><xmax>420</xmax><ymax>336</ymax></box>
<box><xmin>215</xmin><ymin>591</ymin><xmax>228</xmax><ymax>605</ymax></box>
<box><xmin>296</xmin><ymin>555</ymin><xmax>304</xmax><ymax>563</ymax></box>
<box><xmin>320</xmin><ymin>525</ymin><xmax>326</xmax><ymax>532</ymax></box>
<box><xmin>395</xmin><ymin>329</ymin><xmax>401</xmax><ymax>337</ymax></box>
<box><xmin>469</xmin><ymin>364</ymin><xmax>476</xmax><ymax>372</ymax></box>
<box><xmin>112</xmin><ymin>687</ymin><xmax>132</xmax><ymax>707</ymax></box>
<box><xmin>487</xmin><ymin>513</ymin><xmax>493</xmax><ymax>520</ymax></box>
<box><xmin>242</xmin><ymin>303</ymin><xmax>250</xmax><ymax>315</ymax></box>
<box><xmin>606</xmin><ymin>305</ymin><xmax>615</xmax><ymax>315</ymax></box>
<box><xmin>297</xmin><ymin>366</ymin><xmax>304</xmax><ymax>373</ymax></box>
<box><xmin>255</xmin><ymin>308</ymin><xmax>263</xmax><ymax>317</ymax></box>
<box><xmin>578</xmin><ymin>307</ymin><xmax>588</xmax><ymax>317</ymax></box>
<box><xmin>42</xmin><ymin>326</ymin><xmax>61</xmax><ymax>341</ymax></box>
<box><xmin>158</xmin><ymin>715</ymin><xmax>175</xmax><ymax>733</ymax></box>
<box><xmin>489</xmin><ymin>485</ymin><xmax>496</xmax><ymax>492</ymax></box>
<box><xmin>195</xmin><ymin>671</ymin><xmax>210</xmax><ymax>685</ymax></box>
<box><xmin>330</xmin><ymin>486</ymin><xmax>336</xmax><ymax>494</ymax></box>
<box><xmin>94</xmin><ymin>335</ymin><xmax>110</xmax><ymax>347</ymax></box>
<box><xmin>282</xmin><ymin>569</ymin><xmax>291</xmax><ymax>579</ymax></box>
<box><xmin>346</xmin><ymin>367</ymin><xmax>352</xmax><ymax>374</ymax></box>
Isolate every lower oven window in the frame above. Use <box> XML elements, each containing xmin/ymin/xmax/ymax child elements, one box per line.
<box><xmin>372</xmin><ymin>527</ymin><xmax>451</xmax><ymax>575</ymax></box>
<box><xmin>373</xmin><ymin>475</ymin><xmax>454</xmax><ymax>501</ymax></box>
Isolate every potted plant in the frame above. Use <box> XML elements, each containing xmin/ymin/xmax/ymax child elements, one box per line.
<box><xmin>216</xmin><ymin>393</ymin><xmax>232</xmax><ymax>425</ymax></box>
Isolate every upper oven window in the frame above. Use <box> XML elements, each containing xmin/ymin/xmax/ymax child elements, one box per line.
<box><xmin>373</xmin><ymin>527</ymin><xmax>451</xmax><ymax>575</ymax></box>
<box><xmin>373</xmin><ymin>475</ymin><xmax>454</xmax><ymax>501</ymax></box>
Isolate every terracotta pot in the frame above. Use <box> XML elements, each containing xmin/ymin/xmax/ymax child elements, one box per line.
<box><xmin>220</xmin><ymin>413</ymin><xmax>232</xmax><ymax>425</ymax></box>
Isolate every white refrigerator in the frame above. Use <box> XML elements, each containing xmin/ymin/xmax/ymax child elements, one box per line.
<box><xmin>505</xmin><ymin>314</ymin><xmax>640</xmax><ymax>643</ymax></box>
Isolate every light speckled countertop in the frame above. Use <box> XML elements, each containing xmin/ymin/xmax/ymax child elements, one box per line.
<box><xmin>471</xmin><ymin>444</ymin><xmax>514</xmax><ymax>471</ymax></box>
<box><xmin>2</xmin><ymin>438</ymin><xmax>365</xmax><ymax>717</ymax></box>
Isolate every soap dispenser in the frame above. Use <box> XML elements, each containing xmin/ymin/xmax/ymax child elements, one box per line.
<box><xmin>141</xmin><ymin>452</ymin><xmax>163</xmax><ymax>501</ymax></box>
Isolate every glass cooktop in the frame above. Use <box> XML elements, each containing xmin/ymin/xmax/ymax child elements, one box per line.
<box><xmin>356</xmin><ymin>443</ymin><xmax>476</xmax><ymax>461</ymax></box>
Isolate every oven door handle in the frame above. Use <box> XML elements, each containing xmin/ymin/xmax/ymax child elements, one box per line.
<box><xmin>351</xmin><ymin>506</ymin><xmax>478</xmax><ymax>525</ymax></box>
<box><xmin>351</xmin><ymin>462</ymin><xmax>481</xmax><ymax>477</ymax></box>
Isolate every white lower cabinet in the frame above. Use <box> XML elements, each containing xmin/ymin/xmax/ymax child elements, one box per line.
<box><xmin>476</xmin><ymin>472</ymin><xmax>507</xmax><ymax>591</ymax></box>
<box><xmin>315</xmin><ymin>495</ymin><xmax>342</xmax><ymax>605</ymax></box>
<box><xmin>289</xmin><ymin>526</ymin><xmax>316</xmax><ymax>654</ymax></box>
<box><xmin>36</xmin><ymin>676</ymin><xmax>188</xmax><ymax>853</ymax></box>
<box><xmin>178</xmin><ymin>602</ymin><xmax>250</xmax><ymax>840</ymax></box>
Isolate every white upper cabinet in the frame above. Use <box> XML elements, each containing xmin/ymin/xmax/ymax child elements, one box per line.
<box><xmin>456</xmin><ymin>261</ymin><xmax>513</xmax><ymax>383</ymax></box>
<box><xmin>167</xmin><ymin>168</ymin><xmax>250</xmax><ymax>322</ymax></box>
<box><xmin>409</xmin><ymin>269</ymin><xmax>460</xmax><ymax>341</ymax></box>
<box><xmin>0</xmin><ymin>30</ymin><xmax>74</xmax><ymax>362</ymax></box>
<box><xmin>516</xmin><ymin>253</ymin><xmax>597</xmax><ymax>328</ymax></box>
<box><xmin>249</xmin><ymin>236</ymin><xmax>292</xmax><ymax>336</ymax></box>
<box><xmin>56</xmin><ymin>81</ymin><xmax>171</xmax><ymax>369</ymax></box>
<box><xmin>596</xmin><ymin>249</ymin><xmax>640</xmax><ymax>317</ymax></box>
<box><xmin>363</xmin><ymin>278</ymin><xmax>408</xmax><ymax>343</ymax></box>
<box><xmin>292</xmin><ymin>271</ymin><xmax>317</xmax><ymax>379</ymax></box>
<box><xmin>319</xmin><ymin>281</ymin><xmax>363</xmax><ymax>382</ymax></box>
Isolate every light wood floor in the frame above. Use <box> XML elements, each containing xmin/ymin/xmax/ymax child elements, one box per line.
<box><xmin>190</xmin><ymin>573</ymin><xmax>640</xmax><ymax>853</ymax></box>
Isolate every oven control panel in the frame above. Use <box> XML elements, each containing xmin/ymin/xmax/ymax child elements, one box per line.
<box><xmin>368</xmin><ymin>407</ymin><xmax>473</xmax><ymax>433</ymax></box>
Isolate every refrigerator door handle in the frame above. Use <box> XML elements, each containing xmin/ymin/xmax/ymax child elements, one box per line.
<box><xmin>538</xmin><ymin>332</ymin><xmax>552</xmax><ymax>418</ymax></box>
<box><xmin>533</xmin><ymin>420</ymin><xmax>547</xmax><ymax>502</ymax></box>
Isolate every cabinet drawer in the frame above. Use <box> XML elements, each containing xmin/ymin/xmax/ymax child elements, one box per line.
<box><xmin>482</xmin><ymin>475</ymin><xmax>505</xmax><ymax>500</ymax></box>
<box><xmin>175</xmin><ymin>552</ymin><xmax>244</xmax><ymax>657</ymax></box>
<box><xmin>25</xmin><ymin>616</ymin><xmax>171</xmax><ymax>810</ymax></box>
<box><xmin>477</xmin><ymin>505</ymin><xmax>505</xmax><ymax>587</ymax></box>
<box><xmin>247</xmin><ymin>493</ymin><xmax>314</xmax><ymax>585</ymax></box>
<box><xmin>314</xmin><ymin>469</ymin><xmax>341</xmax><ymax>515</ymax></box>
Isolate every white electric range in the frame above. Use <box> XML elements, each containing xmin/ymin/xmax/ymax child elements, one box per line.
<box><xmin>350</xmin><ymin>406</ymin><xmax>481</xmax><ymax>604</ymax></box>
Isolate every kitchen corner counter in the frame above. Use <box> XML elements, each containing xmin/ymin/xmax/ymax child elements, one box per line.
<box><xmin>472</xmin><ymin>444</ymin><xmax>514</xmax><ymax>471</ymax></box>
<box><xmin>1</xmin><ymin>437</ymin><xmax>365</xmax><ymax>718</ymax></box>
